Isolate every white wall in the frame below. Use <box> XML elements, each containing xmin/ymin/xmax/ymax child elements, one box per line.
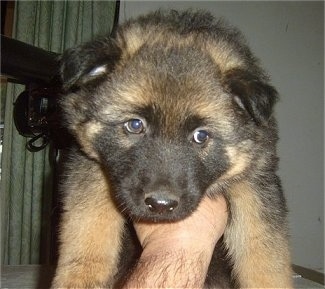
<box><xmin>119</xmin><ymin>1</ymin><xmax>324</xmax><ymax>273</ymax></box>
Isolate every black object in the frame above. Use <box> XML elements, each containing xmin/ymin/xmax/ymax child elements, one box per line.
<box><xmin>1</xmin><ymin>35</ymin><xmax>59</xmax><ymax>85</ymax></box>
<box><xmin>1</xmin><ymin>35</ymin><xmax>64</xmax><ymax>151</ymax></box>
<box><xmin>13</xmin><ymin>87</ymin><xmax>62</xmax><ymax>151</ymax></box>
<box><xmin>1</xmin><ymin>0</ymin><xmax>120</xmax><ymax>152</ymax></box>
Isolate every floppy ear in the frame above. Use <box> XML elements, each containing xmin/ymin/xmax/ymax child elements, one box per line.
<box><xmin>59</xmin><ymin>37</ymin><xmax>121</xmax><ymax>91</ymax></box>
<box><xmin>223</xmin><ymin>69</ymin><xmax>278</xmax><ymax>125</ymax></box>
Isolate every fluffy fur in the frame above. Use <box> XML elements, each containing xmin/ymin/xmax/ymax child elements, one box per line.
<box><xmin>52</xmin><ymin>10</ymin><xmax>292</xmax><ymax>288</ymax></box>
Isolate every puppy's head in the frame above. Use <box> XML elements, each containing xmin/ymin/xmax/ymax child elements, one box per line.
<box><xmin>60</xmin><ymin>10</ymin><xmax>278</xmax><ymax>222</ymax></box>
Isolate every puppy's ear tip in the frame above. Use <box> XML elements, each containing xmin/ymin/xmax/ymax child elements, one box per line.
<box><xmin>58</xmin><ymin>48</ymin><xmax>82</xmax><ymax>90</ymax></box>
<box><xmin>223</xmin><ymin>68</ymin><xmax>278</xmax><ymax>125</ymax></box>
<box><xmin>88</xmin><ymin>65</ymin><xmax>108</xmax><ymax>77</ymax></box>
<box><xmin>59</xmin><ymin>38</ymin><xmax>121</xmax><ymax>92</ymax></box>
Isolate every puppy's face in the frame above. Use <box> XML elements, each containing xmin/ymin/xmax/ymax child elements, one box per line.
<box><xmin>60</xmin><ymin>13</ymin><xmax>277</xmax><ymax>222</ymax></box>
<box><xmin>93</xmin><ymin>50</ymin><xmax>236</xmax><ymax>222</ymax></box>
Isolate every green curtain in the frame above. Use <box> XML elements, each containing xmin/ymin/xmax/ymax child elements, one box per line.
<box><xmin>1</xmin><ymin>0</ymin><xmax>117</xmax><ymax>265</ymax></box>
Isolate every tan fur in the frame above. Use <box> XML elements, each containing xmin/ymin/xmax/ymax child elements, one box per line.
<box><xmin>118</xmin><ymin>22</ymin><xmax>245</xmax><ymax>75</ymax></box>
<box><xmin>220</xmin><ymin>145</ymin><xmax>252</xmax><ymax>180</ymax></box>
<box><xmin>204</xmin><ymin>39</ymin><xmax>245</xmax><ymax>72</ymax></box>
<box><xmin>75</xmin><ymin>121</ymin><xmax>104</xmax><ymax>160</ymax></box>
<box><xmin>224</xmin><ymin>181</ymin><xmax>293</xmax><ymax>288</ymax></box>
<box><xmin>52</xmin><ymin>160</ymin><xmax>125</xmax><ymax>288</ymax></box>
<box><xmin>54</xmin><ymin>10</ymin><xmax>292</xmax><ymax>289</ymax></box>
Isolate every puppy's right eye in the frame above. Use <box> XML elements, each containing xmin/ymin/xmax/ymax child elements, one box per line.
<box><xmin>124</xmin><ymin>119</ymin><xmax>145</xmax><ymax>134</ymax></box>
<box><xmin>193</xmin><ymin>129</ymin><xmax>209</xmax><ymax>144</ymax></box>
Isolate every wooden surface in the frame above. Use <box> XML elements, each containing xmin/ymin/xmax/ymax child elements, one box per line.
<box><xmin>1</xmin><ymin>265</ymin><xmax>54</xmax><ymax>289</ymax></box>
<box><xmin>1</xmin><ymin>265</ymin><xmax>324</xmax><ymax>288</ymax></box>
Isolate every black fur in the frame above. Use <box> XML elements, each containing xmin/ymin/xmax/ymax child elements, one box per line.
<box><xmin>60</xmin><ymin>37</ymin><xmax>121</xmax><ymax>91</ymax></box>
<box><xmin>54</xmin><ymin>10</ymin><xmax>292</xmax><ymax>289</ymax></box>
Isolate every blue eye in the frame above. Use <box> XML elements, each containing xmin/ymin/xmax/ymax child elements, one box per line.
<box><xmin>193</xmin><ymin>130</ymin><xmax>209</xmax><ymax>144</ymax></box>
<box><xmin>124</xmin><ymin>119</ymin><xmax>145</xmax><ymax>134</ymax></box>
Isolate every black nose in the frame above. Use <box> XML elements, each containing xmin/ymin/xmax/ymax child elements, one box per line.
<box><xmin>145</xmin><ymin>195</ymin><xmax>179</xmax><ymax>214</ymax></box>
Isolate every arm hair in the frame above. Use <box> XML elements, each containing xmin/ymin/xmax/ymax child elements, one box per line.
<box><xmin>122</xmin><ymin>250</ymin><xmax>209</xmax><ymax>288</ymax></box>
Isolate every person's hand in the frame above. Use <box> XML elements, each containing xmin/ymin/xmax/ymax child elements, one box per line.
<box><xmin>122</xmin><ymin>195</ymin><xmax>228</xmax><ymax>288</ymax></box>
<box><xmin>134</xmin><ymin>194</ymin><xmax>228</xmax><ymax>257</ymax></box>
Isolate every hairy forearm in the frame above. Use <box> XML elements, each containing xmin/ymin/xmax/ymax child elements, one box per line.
<box><xmin>123</xmin><ymin>249</ymin><xmax>212</xmax><ymax>288</ymax></box>
<box><xmin>122</xmin><ymin>196</ymin><xmax>228</xmax><ymax>288</ymax></box>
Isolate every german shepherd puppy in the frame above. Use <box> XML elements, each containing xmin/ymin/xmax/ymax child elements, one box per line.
<box><xmin>52</xmin><ymin>10</ymin><xmax>292</xmax><ymax>288</ymax></box>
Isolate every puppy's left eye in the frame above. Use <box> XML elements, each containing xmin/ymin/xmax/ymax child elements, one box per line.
<box><xmin>124</xmin><ymin>119</ymin><xmax>145</xmax><ymax>134</ymax></box>
<box><xmin>193</xmin><ymin>129</ymin><xmax>209</xmax><ymax>144</ymax></box>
